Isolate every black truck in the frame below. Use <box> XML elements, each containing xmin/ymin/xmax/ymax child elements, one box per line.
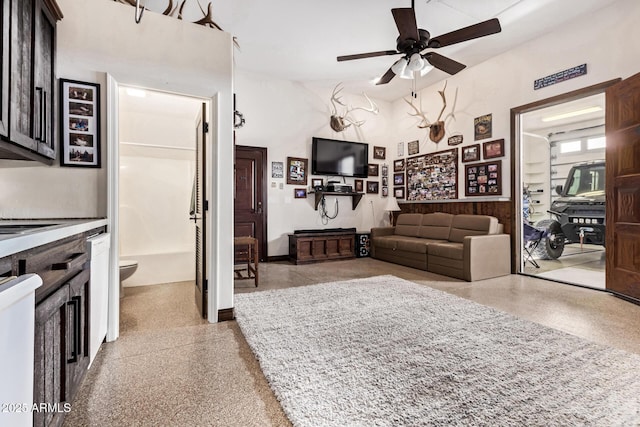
<box><xmin>534</xmin><ymin>161</ymin><xmax>605</xmax><ymax>259</ymax></box>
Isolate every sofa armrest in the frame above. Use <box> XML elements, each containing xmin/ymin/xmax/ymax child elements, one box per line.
<box><xmin>371</xmin><ymin>227</ymin><xmax>395</xmax><ymax>239</ymax></box>
<box><xmin>463</xmin><ymin>234</ymin><xmax>511</xmax><ymax>281</ymax></box>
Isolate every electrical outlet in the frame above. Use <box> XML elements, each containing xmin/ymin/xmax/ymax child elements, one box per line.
<box><xmin>271</xmin><ymin>182</ymin><xmax>276</xmax><ymax>188</ymax></box>
<box><xmin>279</xmin><ymin>183</ymin><xmax>284</xmax><ymax>190</ymax></box>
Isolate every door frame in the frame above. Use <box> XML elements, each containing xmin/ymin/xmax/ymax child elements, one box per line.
<box><xmin>509</xmin><ymin>78</ymin><xmax>621</xmax><ymax>275</ymax></box>
<box><xmin>234</xmin><ymin>145</ymin><xmax>268</xmax><ymax>261</ymax></box>
<box><xmin>106</xmin><ymin>76</ymin><xmax>217</xmax><ymax>341</ymax></box>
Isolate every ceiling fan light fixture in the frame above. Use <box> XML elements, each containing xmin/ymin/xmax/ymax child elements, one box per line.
<box><xmin>398</xmin><ymin>67</ymin><xmax>414</xmax><ymax>80</ymax></box>
<box><xmin>407</xmin><ymin>53</ymin><xmax>424</xmax><ymax>72</ymax></box>
<box><xmin>419</xmin><ymin>64</ymin><xmax>434</xmax><ymax>76</ymax></box>
<box><xmin>391</xmin><ymin>58</ymin><xmax>408</xmax><ymax>76</ymax></box>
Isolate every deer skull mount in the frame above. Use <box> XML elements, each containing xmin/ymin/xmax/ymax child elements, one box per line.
<box><xmin>404</xmin><ymin>82</ymin><xmax>449</xmax><ymax>143</ymax></box>
<box><xmin>329</xmin><ymin>83</ymin><xmax>379</xmax><ymax>133</ymax></box>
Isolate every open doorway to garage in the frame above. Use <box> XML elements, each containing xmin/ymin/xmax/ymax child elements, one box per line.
<box><xmin>519</xmin><ymin>92</ymin><xmax>606</xmax><ymax>289</ymax></box>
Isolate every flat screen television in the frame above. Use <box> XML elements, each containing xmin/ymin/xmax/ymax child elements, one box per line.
<box><xmin>311</xmin><ymin>137</ymin><xmax>369</xmax><ymax>178</ymax></box>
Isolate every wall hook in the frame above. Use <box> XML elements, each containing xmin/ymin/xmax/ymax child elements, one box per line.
<box><xmin>135</xmin><ymin>0</ymin><xmax>145</xmax><ymax>24</ymax></box>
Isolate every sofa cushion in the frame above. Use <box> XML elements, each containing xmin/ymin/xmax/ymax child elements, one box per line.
<box><xmin>428</xmin><ymin>242</ymin><xmax>464</xmax><ymax>260</ymax></box>
<box><xmin>372</xmin><ymin>236</ymin><xmax>440</xmax><ymax>254</ymax></box>
<box><xmin>448</xmin><ymin>214</ymin><xmax>500</xmax><ymax>243</ymax></box>
<box><xmin>394</xmin><ymin>214</ymin><xmax>423</xmax><ymax>237</ymax></box>
<box><xmin>418</xmin><ymin>213</ymin><xmax>454</xmax><ymax>240</ymax></box>
<box><xmin>372</xmin><ymin>235</ymin><xmax>400</xmax><ymax>250</ymax></box>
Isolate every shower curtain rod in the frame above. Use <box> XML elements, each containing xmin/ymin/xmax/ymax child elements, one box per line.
<box><xmin>120</xmin><ymin>141</ymin><xmax>196</xmax><ymax>151</ymax></box>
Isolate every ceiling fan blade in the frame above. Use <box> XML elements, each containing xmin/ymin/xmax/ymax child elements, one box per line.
<box><xmin>424</xmin><ymin>52</ymin><xmax>466</xmax><ymax>75</ymax></box>
<box><xmin>337</xmin><ymin>50</ymin><xmax>400</xmax><ymax>62</ymax></box>
<box><xmin>392</xmin><ymin>8</ymin><xmax>420</xmax><ymax>42</ymax></box>
<box><xmin>427</xmin><ymin>18</ymin><xmax>501</xmax><ymax>48</ymax></box>
<box><xmin>376</xmin><ymin>67</ymin><xmax>396</xmax><ymax>85</ymax></box>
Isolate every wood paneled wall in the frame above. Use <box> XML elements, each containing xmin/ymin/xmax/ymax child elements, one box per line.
<box><xmin>398</xmin><ymin>201</ymin><xmax>513</xmax><ymax>235</ymax></box>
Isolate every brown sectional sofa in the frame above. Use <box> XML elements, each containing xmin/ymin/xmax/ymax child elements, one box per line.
<box><xmin>370</xmin><ymin>213</ymin><xmax>511</xmax><ymax>281</ymax></box>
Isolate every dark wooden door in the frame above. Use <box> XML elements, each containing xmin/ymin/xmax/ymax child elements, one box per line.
<box><xmin>194</xmin><ymin>103</ymin><xmax>208</xmax><ymax>318</ymax></box>
<box><xmin>0</xmin><ymin>0</ymin><xmax>9</xmax><ymax>138</ymax></box>
<box><xmin>235</xmin><ymin>146</ymin><xmax>267</xmax><ymax>261</ymax></box>
<box><xmin>605</xmin><ymin>72</ymin><xmax>640</xmax><ymax>301</ymax></box>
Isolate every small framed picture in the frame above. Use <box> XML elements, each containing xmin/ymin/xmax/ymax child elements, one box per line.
<box><xmin>382</xmin><ymin>187</ymin><xmax>389</xmax><ymax>197</ymax></box>
<box><xmin>373</xmin><ymin>146</ymin><xmax>386</xmax><ymax>160</ymax></box>
<box><xmin>393</xmin><ymin>159</ymin><xmax>405</xmax><ymax>172</ymax></box>
<box><xmin>368</xmin><ymin>164</ymin><xmax>379</xmax><ymax>177</ymax></box>
<box><xmin>287</xmin><ymin>157</ymin><xmax>308</xmax><ymax>185</ymax></box>
<box><xmin>474</xmin><ymin>113</ymin><xmax>492</xmax><ymax>141</ymax></box>
<box><xmin>483</xmin><ymin>139</ymin><xmax>505</xmax><ymax>159</ymax></box>
<box><xmin>394</xmin><ymin>187</ymin><xmax>405</xmax><ymax>199</ymax></box>
<box><xmin>397</xmin><ymin>142</ymin><xmax>404</xmax><ymax>157</ymax></box>
<box><xmin>60</xmin><ymin>79</ymin><xmax>101</xmax><ymax>167</ymax></box>
<box><xmin>382</xmin><ymin>176</ymin><xmax>388</xmax><ymax>186</ymax></box>
<box><xmin>462</xmin><ymin>144</ymin><xmax>480</xmax><ymax>163</ymax></box>
<box><xmin>272</xmin><ymin>161</ymin><xmax>284</xmax><ymax>178</ymax></box>
<box><xmin>381</xmin><ymin>164</ymin><xmax>389</xmax><ymax>177</ymax></box>
<box><xmin>408</xmin><ymin>140</ymin><xmax>419</xmax><ymax>155</ymax></box>
<box><xmin>394</xmin><ymin>173</ymin><xmax>405</xmax><ymax>186</ymax></box>
<box><xmin>311</xmin><ymin>178</ymin><xmax>323</xmax><ymax>189</ymax></box>
<box><xmin>366</xmin><ymin>181</ymin><xmax>379</xmax><ymax>194</ymax></box>
<box><xmin>354</xmin><ymin>179</ymin><xmax>364</xmax><ymax>192</ymax></box>
<box><xmin>294</xmin><ymin>188</ymin><xmax>307</xmax><ymax>198</ymax></box>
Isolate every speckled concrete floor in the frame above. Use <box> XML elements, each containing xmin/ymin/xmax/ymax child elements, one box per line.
<box><xmin>64</xmin><ymin>259</ymin><xmax>640</xmax><ymax>426</ymax></box>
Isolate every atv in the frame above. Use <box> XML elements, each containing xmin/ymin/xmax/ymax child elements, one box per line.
<box><xmin>534</xmin><ymin>161</ymin><xmax>606</xmax><ymax>260</ymax></box>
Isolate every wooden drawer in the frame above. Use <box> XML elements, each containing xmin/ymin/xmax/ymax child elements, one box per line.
<box><xmin>16</xmin><ymin>234</ymin><xmax>88</xmax><ymax>303</ymax></box>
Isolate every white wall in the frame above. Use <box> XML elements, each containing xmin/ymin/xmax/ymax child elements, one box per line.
<box><xmin>53</xmin><ymin>0</ymin><xmax>234</xmax><ymax>314</ymax></box>
<box><xmin>389</xmin><ymin>0</ymin><xmax>640</xmax><ymax>204</ymax></box>
<box><xmin>119</xmin><ymin>97</ymin><xmax>198</xmax><ymax>287</ymax></box>
<box><xmin>233</xmin><ymin>0</ymin><xmax>640</xmax><ymax>258</ymax></box>
<box><xmin>234</xmin><ymin>72</ymin><xmax>395</xmax><ymax>256</ymax></box>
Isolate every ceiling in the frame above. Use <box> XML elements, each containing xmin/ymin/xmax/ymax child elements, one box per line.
<box><xmin>522</xmin><ymin>93</ymin><xmax>605</xmax><ymax>135</ymax></box>
<box><xmin>138</xmin><ymin>0</ymin><xmax>619</xmax><ymax>101</ymax></box>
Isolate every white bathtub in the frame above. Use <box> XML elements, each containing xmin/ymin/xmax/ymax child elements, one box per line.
<box><xmin>121</xmin><ymin>250</ymin><xmax>194</xmax><ymax>287</ymax></box>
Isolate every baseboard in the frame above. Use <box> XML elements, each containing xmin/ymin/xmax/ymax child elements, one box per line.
<box><xmin>267</xmin><ymin>255</ymin><xmax>289</xmax><ymax>262</ymax></box>
<box><xmin>218</xmin><ymin>308</ymin><xmax>235</xmax><ymax>322</ymax></box>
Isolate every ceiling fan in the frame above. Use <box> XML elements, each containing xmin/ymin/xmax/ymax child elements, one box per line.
<box><xmin>337</xmin><ymin>2</ymin><xmax>502</xmax><ymax>85</ymax></box>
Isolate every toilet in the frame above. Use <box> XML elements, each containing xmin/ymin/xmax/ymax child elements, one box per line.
<box><xmin>118</xmin><ymin>260</ymin><xmax>138</xmax><ymax>298</ymax></box>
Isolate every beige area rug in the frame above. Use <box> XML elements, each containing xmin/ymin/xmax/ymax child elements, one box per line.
<box><xmin>235</xmin><ymin>275</ymin><xmax>640</xmax><ymax>426</ymax></box>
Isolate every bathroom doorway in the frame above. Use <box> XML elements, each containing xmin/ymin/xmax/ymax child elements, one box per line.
<box><xmin>117</xmin><ymin>86</ymin><xmax>209</xmax><ymax>323</ymax></box>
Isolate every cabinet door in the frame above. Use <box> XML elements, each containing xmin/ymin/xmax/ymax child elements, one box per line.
<box><xmin>66</xmin><ymin>269</ymin><xmax>90</xmax><ymax>400</ymax></box>
<box><xmin>34</xmin><ymin>283</ymin><xmax>69</xmax><ymax>427</ymax></box>
<box><xmin>34</xmin><ymin>0</ymin><xmax>56</xmax><ymax>159</ymax></box>
<box><xmin>0</xmin><ymin>0</ymin><xmax>9</xmax><ymax>137</ymax></box>
<box><xmin>9</xmin><ymin>0</ymin><xmax>37</xmax><ymax>151</ymax></box>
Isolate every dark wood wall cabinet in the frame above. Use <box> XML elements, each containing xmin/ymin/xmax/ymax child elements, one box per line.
<box><xmin>5</xmin><ymin>228</ymin><xmax>99</xmax><ymax>427</ymax></box>
<box><xmin>0</xmin><ymin>0</ymin><xmax>62</xmax><ymax>163</ymax></box>
<box><xmin>289</xmin><ymin>230</ymin><xmax>356</xmax><ymax>264</ymax></box>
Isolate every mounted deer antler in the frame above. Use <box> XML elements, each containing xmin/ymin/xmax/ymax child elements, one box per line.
<box><xmin>116</xmin><ymin>0</ymin><xmax>237</xmax><ymax>45</ymax></box>
<box><xmin>429</xmin><ymin>81</ymin><xmax>448</xmax><ymax>143</ymax></box>
<box><xmin>329</xmin><ymin>83</ymin><xmax>379</xmax><ymax>133</ymax></box>
<box><xmin>404</xmin><ymin>82</ymin><xmax>449</xmax><ymax>143</ymax></box>
<box><xmin>403</xmin><ymin>97</ymin><xmax>430</xmax><ymax>129</ymax></box>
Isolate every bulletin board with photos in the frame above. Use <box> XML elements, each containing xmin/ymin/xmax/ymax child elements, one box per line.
<box><xmin>405</xmin><ymin>148</ymin><xmax>458</xmax><ymax>201</ymax></box>
<box><xmin>465</xmin><ymin>160</ymin><xmax>502</xmax><ymax>196</ymax></box>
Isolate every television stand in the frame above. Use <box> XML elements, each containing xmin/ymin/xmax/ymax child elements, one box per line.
<box><xmin>313</xmin><ymin>191</ymin><xmax>363</xmax><ymax>210</ymax></box>
<box><xmin>288</xmin><ymin>229</ymin><xmax>356</xmax><ymax>264</ymax></box>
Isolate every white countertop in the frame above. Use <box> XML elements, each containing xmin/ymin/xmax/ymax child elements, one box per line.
<box><xmin>0</xmin><ymin>219</ymin><xmax>108</xmax><ymax>258</ymax></box>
